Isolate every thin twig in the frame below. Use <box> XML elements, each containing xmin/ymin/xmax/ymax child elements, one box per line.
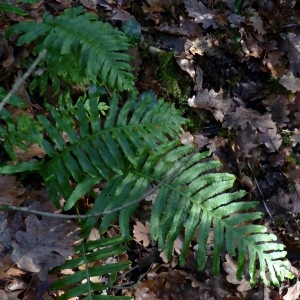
<box><xmin>247</xmin><ymin>162</ymin><xmax>274</xmax><ymax>223</ymax></box>
<box><xmin>0</xmin><ymin>49</ymin><xmax>47</xmax><ymax>111</ymax></box>
<box><xmin>0</xmin><ymin>149</ymin><xmax>198</xmax><ymax>219</ymax></box>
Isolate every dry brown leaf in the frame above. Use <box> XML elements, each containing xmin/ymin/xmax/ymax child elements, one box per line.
<box><xmin>0</xmin><ymin>255</ymin><xmax>25</xmax><ymax>279</ymax></box>
<box><xmin>263</xmin><ymin>50</ymin><xmax>286</xmax><ymax>77</ymax></box>
<box><xmin>176</xmin><ymin>58</ymin><xmax>195</xmax><ymax>81</ymax></box>
<box><xmin>223</xmin><ymin>106</ymin><xmax>276</xmax><ymax>133</ymax></box>
<box><xmin>142</xmin><ymin>0</ymin><xmax>165</xmax><ymax>13</ymax></box>
<box><xmin>284</xmin><ymin>32</ymin><xmax>300</xmax><ymax>76</ymax></box>
<box><xmin>291</xmin><ymin>128</ymin><xmax>300</xmax><ymax>145</ymax></box>
<box><xmin>13</xmin><ymin>143</ymin><xmax>46</xmax><ymax>162</ymax></box>
<box><xmin>263</xmin><ymin>95</ymin><xmax>290</xmax><ymax>128</ymax></box>
<box><xmin>279</xmin><ymin>74</ymin><xmax>300</xmax><ymax>93</ymax></box>
<box><xmin>186</xmin><ymin>35</ymin><xmax>223</xmax><ymax>57</ymax></box>
<box><xmin>282</xmin><ymin>278</ymin><xmax>300</xmax><ymax>300</ymax></box>
<box><xmin>247</xmin><ymin>8</ymin><xmax>266</xmax><ymax>35</ymax></box>
<box><xmin>258</xmin><ymin>128</ymin><xmax>282</xmax><ymax>152</ymax></box>
<box><xmin>0</xmin><ymin>175</ymin><xmax>26</xmax><ymax>207</ymax></box>
<box><xmin>183</xmin><ymin>0</ymin><xmax>217</xmax><ymax>29</ymax></box>
<box><xmin>188</xmin><ymin>89</ymin><xmax>236</xmax><ymax>122</ymax></box>
<box><xmin>223</xmin><ymin>255</ymin><xmax>251</xmax><ymax>294</ymax></box>
<box><xmin>11</xmin><ymin>215</ymin><xmax>80</xmax><ymax>280</ymax></box>
<box><xmin>133</xmin><ymin>221</ymin><xmax>150</xmax><ymax>247</ymax></box>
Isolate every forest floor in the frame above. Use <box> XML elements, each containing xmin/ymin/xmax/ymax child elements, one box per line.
<box><xmin>0</xmin><ymin>0</ymin><xmax>300</xmax><ymax>299</ymax></box>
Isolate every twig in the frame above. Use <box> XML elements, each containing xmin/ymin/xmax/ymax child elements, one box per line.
<box><xmin>0</xmin><ymin>149</ymin><xmax>198</xmax><ymax>219</ymax></box>
<box><xmin>0</xmin><ymin>49</ymin><xmax>47</xmax><ymax>111</ymax></box>
<box><xmin>247</xmin><ymin>162</ymin><xmax>274</xmax><ymax>223</ymax></box>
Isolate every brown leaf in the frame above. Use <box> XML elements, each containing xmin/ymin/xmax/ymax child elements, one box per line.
<box><xmin>247</xmin><ymin>8</ymin><xmax>266</xmax><ymax>35</ymax></box>
<box><xmin>188</xmin><ymin>89</ymin><xmax>236</xmax><ymax>122</ymax></box>
<box><xmin>133</xmin><ymin>221</ymin><xmax>150</xmax><ymax>247</ymax></box>
<box><xmin>11</xmin><ymin>215</ymin><xmax>80</xmax><ymax>280</ymax></box>
<box><xmin>282</xmin><ymin>278</ymin><xmax>300</xmax><ymax>300</ymax></box>
<box><xmin>0</xmin><ymin>175</ymin><xmax>26</xmax><ymax>207</ymax></box>
<box><xmin>223</xmin><ymin>106</ymin><xmax>276</xmax><ymax>133</ymax></box>
<box><xmin>279</xmin><ymin>74</ymin><xmax>300</xmax><ymax>93</ymax></box>
<box><xmin>223</xmin><ymin>255</ymin><xmax>251</xmax><ymax>293</ymax></box>
<box><xmin>263</xmin><ymin>95</ymin><xmax>290</xmax><ymax>128</ymax></box>
<box><xmin>183</xmin><ymin>0</ymin><xmax>217</xmax><ymax>29</ymax></box>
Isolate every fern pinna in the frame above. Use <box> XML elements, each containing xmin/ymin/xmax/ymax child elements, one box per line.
<box><xmin>0</xmin><ymin>90</ymin><xmax>292</xmax><ymax>290</ymax></box>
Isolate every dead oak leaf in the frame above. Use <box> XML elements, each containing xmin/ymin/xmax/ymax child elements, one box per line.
<box><xmin>133</xmin><ymin>221</ymin><xmax>150</xmax><ymax>247</ymax></box>
<box><xmin>263</xmin><ymin>95</ymin><xmax>290</xmax><ymax>128</ymax></box>
<box><xmin>0</xmin><ymin>175</ymin><xmax>26</xmax><ymax>207</ymax></box>
<box><xmin>258</xmin><ymin>128</ymin><xmax>282</xmax><ymax>152</ymax></box>
<box><xmin>247</xmin><ymin>8</ymin><xmax>266</xmax><ymax>35</ymax></box>
<box><xmin>188</xmin><ymin>89</ymin><xmax>236</xmax><ymax>122</ymax></box>
<box><xmin>223</xmin><ymin>106</ymin><xmax>276</xmax><ymax>133</ymax></box>
<box><xmin>11</xmin><ymin>215</ymin><xmax>80</xmax><ymax>280</ymax></box>
<box><xmin>279</xmin><ymin>74</ymin><xmax>300</xmax><ymax>93</ymax></box>
<box><xmin>183</xmin><ymin>0</ymin><xmax>217</xmax><ymax>29</ymax></box>
<box><xmin>223</xmin><ymin>254</ymin><xmax>251</xmax><ymax>293</ymax></box>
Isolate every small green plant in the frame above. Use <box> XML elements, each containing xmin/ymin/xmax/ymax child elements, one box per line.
<box><xmin>0</xmin><ymin>6</ymin><xmax>293</xmax><ymax>299</ymax></box>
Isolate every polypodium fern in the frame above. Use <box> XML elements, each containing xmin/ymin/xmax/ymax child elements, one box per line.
<box><xmin>5</xmin><ymin>7</ymin><xmax>135</xmax><ymax>92</ymax></box>
<box><xmin>51</xmin><ymin>236</ymin><xmax>133</xmax><ymax>300</ymax></box>
<box><xmin>0</xmin><ymin>90</ymin><xmax>292</xmax><ymax>290</ymax></box>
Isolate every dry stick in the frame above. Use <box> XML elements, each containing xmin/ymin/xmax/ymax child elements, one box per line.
<box><xmin>0</xmin><ymin>150</ymin><xmax>198</xmax><ymax>219</ymax></box>
<box><xmin>0</xmin><ymin>49</ymin><xmax>47</xmax><ymax>111</ymax></box>
<box><xmin>247</xmin><ymin>162</ymin><xmax>274</xmax><ymax>223</ymax></box>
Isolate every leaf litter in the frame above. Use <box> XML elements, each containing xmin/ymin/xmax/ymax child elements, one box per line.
<box><xmin>1</xmin><ymin>0</ymin><xmax>300</xmax><ymax>298</ymax></box>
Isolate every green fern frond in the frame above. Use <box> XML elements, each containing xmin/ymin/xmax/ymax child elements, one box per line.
<box><xmin>0</xmin><ymin>89</ymin><xmax>292</xmax><ymax>287</ymax></box>
<box><xmin>143</xmin><ymin>145</ymin><xmax>291</xmax><ymax>286</ymax></box>
<box><xmin>51</xmin><ymin>236</ymin><xmax>133</xmax><ymax>300</ymax></box>
<box><xmin>5</xmin><ymin>7</ymin><xmax>135</xmax><ymax>91</ymax></box>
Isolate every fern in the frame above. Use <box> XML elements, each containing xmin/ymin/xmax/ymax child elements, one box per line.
<box><xmin>0</xmin><ymin>90</ymin><xmax>292</xmax><ymax>289</ymax></box>
<box><xmin>0</xmin><ymin>6</ymin><xmax>293</xmax><ymax>298</ymax></box>
<box><xmin>5</xmin><ymin>7</ymin><xmax>135</xmax><ymax>92</ymax></box>
<box><xmin>51</xmin><ymin>236</ymin><xmax>133</xmax><ymax>300</ymax></box>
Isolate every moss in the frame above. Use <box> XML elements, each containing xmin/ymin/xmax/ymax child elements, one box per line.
<box><xmin>285</xmin><ymin>153</ymin><xmax>298</xmax><ymax>167</ymax></box>
<box><xmin>156</xmin><ymin>51</ymin><xmax>181</xmax><ymax>98</ymax></box>
<box><xmin>281</xmin><ymin>131</ymin><xmax>292</xmax><ymax>147</ymax></box>
<box><xmin>185</xmin><ymin>111</ymin><xmax>204</xmax><ymax>133</ymax></box>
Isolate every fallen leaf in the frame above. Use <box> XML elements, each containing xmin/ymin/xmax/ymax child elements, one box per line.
<box><xmin>0</xmin><ymin>175</ymin><xmax>26</xmax><ymax>207</ymax></box>
<box><xmin>183</xmin><ymin>0</ymin><xmax>217</xmax><ymax>29</ymax></box>
<box><xmin>133</xmin><ymin>221</ymin><xmax>150</xmax><ymax>247</ymax></box>
<box><xmin>282</xmin><ymin>278</ymin><xmax>300</xmax><ymax>300</ymax></box>
<box><xmin>11</xmin><ymin>215</ymin><xmax>80</xmax><ymax>280</ymax></box>
<box><xmin>279</xmin><ymin>74</ymin><xmax>300</xmax><ymax>93</ymax></box>
<box><xmin>223</xmin><ymin>106</ymin><xmax>276</xmax><ymax>133</ymax></box>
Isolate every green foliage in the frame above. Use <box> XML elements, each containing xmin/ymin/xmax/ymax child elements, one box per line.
<box><xmin>0</xmin><ymin>89</ymin><xmax>292</xmax><ymax>289</ymax></box>
<box><xmin>0</xmin><ymin>6</ymin><xmax>293</xmax><ymax>299</ymax></box>
<box><xmin>156</xmin><ymin>51</ymin><xmax>183</xmax><ymax>100</ymax></box>
<box><xmin>5</xmin><ymin>7</ymin><xmax>135</xmax><ymax>92</ymax></box>
<box><xmin>51</xmin><ymin>236</ymin><xmax>133</xmax><ymax>300</ymax></box>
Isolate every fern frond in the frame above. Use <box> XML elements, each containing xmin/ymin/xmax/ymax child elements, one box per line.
<box><xmin>5</xmin><ymin>7</ymin><xmax>135</xmax><ymax>91</ymax></box>
<box><xmin>51</xmin><ymin>236</ymin><xmax>133</xmax><ymax>300</ymax></box>
<box><xmin>0</xmin><ymin>89</ymin><xmax>292</xmax><ymax>288</ymax></box>
<box><xmin>141</xmin><ymin>144</ymin><xmax>291</xmax><ymax>286</ymax></box>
